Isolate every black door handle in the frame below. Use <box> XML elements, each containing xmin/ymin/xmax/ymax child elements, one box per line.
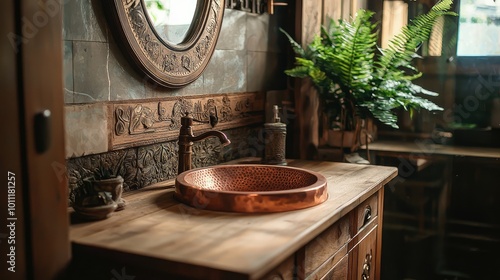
<box><xmin>34</xmin><ymin>110</ymin><xmax>51</xmax><ymax>153</ymax></box>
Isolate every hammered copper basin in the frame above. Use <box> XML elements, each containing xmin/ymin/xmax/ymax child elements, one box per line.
<box><xmin>174</xmin><ymin>165</ymin><xmax>328</xmax><ymax>213</ymax></box>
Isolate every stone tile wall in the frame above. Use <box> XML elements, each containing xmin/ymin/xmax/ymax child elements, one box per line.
<box><xmin>63</xmin><ymin>1</ymin><xmax>286</xmax><ymax>104</ymax></box>
<box><xmin>63</xmin><ymin>1</ymin><xmax>288</xmax><ymax>197</ymax></box>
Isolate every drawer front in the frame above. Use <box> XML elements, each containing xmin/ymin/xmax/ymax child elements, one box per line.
<box><xmin>320</xmin><ymin>254</ymin><xmax>348</xmax><ymax>280</ymax></box>
<box><xmin>354</xmin><ymin>193</ymin><xmax>378</xmax><ymax>234</ymax></box>
<box><xmin>352</xmin><ymin>225</ymin><xmax>378</xmax><ymax>280</ymax></box>
<box><xmin>306</xmin><ymin>245</ymin><xmax>347</xmax><ymax>280</ymax></box>
<box><xmin>261</xmin><ymin>255</ymin><xmax>295</xmax><ymax>280</ymax></box>
<box><xmin>302</xmin><ymin>216</ymin><xmax>350</xmax><ymax>279</ymax></box>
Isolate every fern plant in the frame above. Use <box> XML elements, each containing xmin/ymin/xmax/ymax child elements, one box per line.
<box><xmin>282</xmin><ymin>0</ymin><xmax>456</xmax><ymax>129</ymax></box>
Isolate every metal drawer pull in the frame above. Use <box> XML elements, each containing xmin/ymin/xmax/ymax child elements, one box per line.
<box><xmin>362</xmin><ymin>205</ymin><xmax>372</xmax><ymax>227</ymax></box>
<box><xmin>361</xmin><ymin>251</ymin><xmax>373</xmax><ymax>279</ymax></box>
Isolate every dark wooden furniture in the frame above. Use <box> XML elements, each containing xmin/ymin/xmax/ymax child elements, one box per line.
<box><xmin>0</xmin><ymin>1</ymin><xmax>70</xmax><ymax>279</ymax></box>
<box><xmin>364</xmin><ymin>140</ymin><xmax>500</xmax><ymax>278</ymax></box>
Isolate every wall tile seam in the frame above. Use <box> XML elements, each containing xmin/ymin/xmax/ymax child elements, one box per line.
<box><xmin>65</xmin><ymin>92</ymin><xmax>263</xmax><ymax>105</ymax></box>
<box><xmin>70</xmin><ymin>39</ymin><xmax>109</xmax><ymax>44</ymax></box>
<box><xmin>64</xmin><ymin>38</ymin><xmax>109</xmax><ymax>43</ymax></box>
<box><xmin>66</xmin><ymin>40</ymin><xmax>76</xmax><ymax>103</ymax></box>
<box><xmin>247</xmin><ymin>50</ymin><xmax>283</xmax><ymax>54</ymax></box>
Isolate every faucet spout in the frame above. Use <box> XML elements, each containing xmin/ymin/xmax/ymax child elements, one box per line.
<box><xmin>177</xmin><ymin>113</ymin><xmax>231</xmax><ymax>175</ymax></box>
<box><xmin>191</xmin><ymin>131</ymin><xmax>231</xmax><ymax>146</ymax></box>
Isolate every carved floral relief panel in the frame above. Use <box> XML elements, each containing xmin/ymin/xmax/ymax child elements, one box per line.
<box><xmin>111</xmin><ymin>92</ymin><xmax>264</xmax><ymax>149</ymax></box>
<box><xmin>67</xmin><ymin>126</ymin><xmax>261</xmax><ymax>205</ymax></box>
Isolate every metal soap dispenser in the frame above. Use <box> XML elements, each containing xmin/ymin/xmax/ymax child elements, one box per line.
<box><xmin>264</xmin><ymin>105</ymin><xmax>287</xmax><ymax>165</ymax></box>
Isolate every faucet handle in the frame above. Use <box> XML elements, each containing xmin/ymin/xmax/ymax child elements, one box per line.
<box><xmin>209</xmin><ymin>107</ymin><xmax>219</xmax><ymax>128</ymax></box>
<box><xmin>208</xmin><ymin>113</ymin><xmax>218</xmax><ymax>128</ymax></box>
<box><xmin>192</xmin><ymin>106</ymin><xmax>219</xmax><ymax>128</ymax></box>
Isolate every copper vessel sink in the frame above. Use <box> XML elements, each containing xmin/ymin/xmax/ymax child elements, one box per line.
<box><xmin>174</xmin><ymin>165</ymin><xmax>328</xmax><ymax>213</ymax></box>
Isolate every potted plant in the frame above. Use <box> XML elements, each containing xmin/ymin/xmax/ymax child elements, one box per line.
<box><xmin>73</xmin><ymin>179</ymin><xmax>118</xmax><ymax>220</ymax></box>
<box><xmin>90</xmin><ymin>165</ymin><xmax>126</xmax><ymax>210</ymax></box>
<box><xmin>282</xmin><ymin>0</ymin><xmax>456</xmax><ymax>150</ymax></box>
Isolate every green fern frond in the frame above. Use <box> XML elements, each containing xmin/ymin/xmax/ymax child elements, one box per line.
<box><xmin>378</xmin><ymin>0</ymin><xmax>456</xmax><ymax>78</ymax></box>
<box><xmin>281</xmin><ymin>0</ymin><xmax>455</xmax><ymax>129</ymax></box>
<box><xmin>279</xmin><ymin>28</ymin><xmax>306</xmax><ymax>57</ymax></box>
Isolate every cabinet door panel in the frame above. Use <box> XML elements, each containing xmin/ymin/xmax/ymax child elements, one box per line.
<box><xmin>0</xmin><ymin>1</ymin><xmax>70</xmax><ymax>280</ymax></box>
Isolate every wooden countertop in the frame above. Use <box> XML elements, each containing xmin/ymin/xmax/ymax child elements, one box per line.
<box><xmin>69</xmin><ymin>158</ymin><xmax>397</xmax><ymax>280</ymax></box>
<box><xmin>365</xmin><ymin>140</ymin><xmax>500</xmax><ymax>159</ymax></box>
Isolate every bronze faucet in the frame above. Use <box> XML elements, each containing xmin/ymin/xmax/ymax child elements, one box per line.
<box><xmin>177</xmin><ymin>112</ymin><xmax>231</xmax><ymax>175</ymax></box>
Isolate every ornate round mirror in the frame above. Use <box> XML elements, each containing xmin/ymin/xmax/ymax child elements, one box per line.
<box><xmin>143</xmin><ymin>0</ymin><xmax>199</xmax><ymax>45</ymax></box>
<box><xmin>105</xmin><ymin>0</ymin><xmax>225</xmax><ymax>87</ymax></box>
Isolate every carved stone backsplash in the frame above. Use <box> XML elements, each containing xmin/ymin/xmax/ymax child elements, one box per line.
<box><xmin>111</xmin><ymin>92</ymin><xmax>264</xmax><ymax>149</ymax></box>
<box><xmin>67</xmin><ymin>125</ymin><xmax>263</xmax><ymax>205</ymax></box>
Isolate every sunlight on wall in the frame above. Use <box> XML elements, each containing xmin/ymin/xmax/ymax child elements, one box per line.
<box><xmin>428</xmin><ymin>16</ymin><xmax>444</xmax><ymax>56</ymax></box>
<box><xmin>381</xmin><ymin>1</ymin><xmax>408</xmax><ymax>50</ymax></box>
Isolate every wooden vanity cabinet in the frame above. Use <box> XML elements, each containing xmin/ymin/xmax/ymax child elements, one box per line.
<box><xmin>291</xmin><ymin>190</ymin><xmax>383</xmax><ymax>280</ymax></box>
<box><xmin>69</xmin><ymin>190</ymin><xmax>384</xmax><ymax>280</ymax></box>
<box><xmin>247</xmin><ymin>190</ymin><xmax>383</xmax><ymax>280</ymax></box>
<box><xmin>296</xmin><ymin>214</ymin><xmax>349</xmax><ymax>280</ymax></box>
<box><xmin>261</xmin><ymin>255</ymin><xmax>295</xmax><ymax>280</ymax></box>
<box><xmin>348</xmin><ymin>191</ymin><xmax>381</xmax><ymax>280</ymax></box>
<box><xmin>69</xmin><ymin>160</ymin><xmax>397</xmax><ymax>280</ymax></box>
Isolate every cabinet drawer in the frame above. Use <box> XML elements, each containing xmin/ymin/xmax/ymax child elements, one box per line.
<box><xmin>300</xmin><ymin>216</ymin><xmax>350</xmax><ymax>279</ymax></box>
<box><xmin>354</xmin><ymin>193</ymin><xmax>378</xmax><ymax>234</ymax></box>
<box><xmin>306</xmin><ymin>245</ymin><xmax>347</xmax><ymax>280</ymax></box>
<box><xmin>320</xmin><ymin>254</ymin><xmax>348</xmax><ymax>280</ymax></box>
<box><xmin>261</xmin><ymin>255</ymin><xmax>295</xmax><ymax>280</ymax></box>
<box><xmin>351</xmin><ymin>225</ymin><xmax>378</xmax><ymax>280</ymax></box>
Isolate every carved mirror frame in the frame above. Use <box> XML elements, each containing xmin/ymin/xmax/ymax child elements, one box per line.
<box><xmin>105</xmin><ymin>0</ymin><xmax>225</xmax><ymax>87</ymax></box>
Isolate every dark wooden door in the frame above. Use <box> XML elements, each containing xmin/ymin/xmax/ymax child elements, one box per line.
<box><xmin>0</xmin><ymin>0</ymin><xmax>70</xmax><ymax>279</ymax></box>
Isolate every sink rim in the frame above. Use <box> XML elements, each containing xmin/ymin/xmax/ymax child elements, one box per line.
<box><xmin>177</xmin><ymin>164</ymin><xmax>327</xmax><ymax>194</ymax></box>
<box><xmin>174</xmin><ymin>164</ymin><xmax>329</xmax><ymax>213</ymax></box>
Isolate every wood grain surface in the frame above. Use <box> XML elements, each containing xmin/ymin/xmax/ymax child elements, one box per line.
<box><xmin>70</xmin><ymin>158</ymin><xmax>397</xmax><ymax>279</ymax></box>
<box><xmin>365</xmin><ymin>140</ymin><xmax>500</xmax><ymax>159</ymax></box>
